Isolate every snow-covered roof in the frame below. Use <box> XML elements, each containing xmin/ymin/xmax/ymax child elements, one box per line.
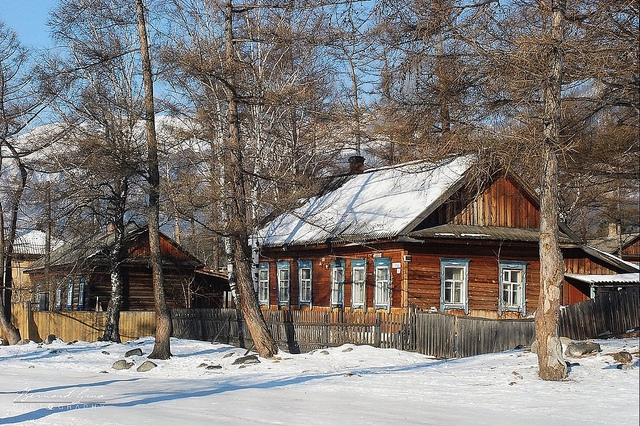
<box><xmin>13</xmin><ymin>230</ymin><xmax>62</xmax><ymax>256</ymax></box>
<box><xmin>565</xmin><ymin>273</ymin><xmax>640</xmax><ymax>285</ymax></box>
<box><xmin>259</xmin><ymin>156</ymin><xmax>474</xmax><ymax>247</ymax></box>
<box><xmin>579</xmin><ymin>245</ymin><xmax>640</xmax><ymax>273</ymax></box>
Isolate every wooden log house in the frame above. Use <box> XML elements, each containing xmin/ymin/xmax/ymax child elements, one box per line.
<box><xmin>257</xmin><ymin>156</ymin><xmax>639</xmax><ymax>319</ymax></box>
<box><xmin>24</xmin><ymin>226</ymin><xmax>229</xmax><ymax>311</ymax></box>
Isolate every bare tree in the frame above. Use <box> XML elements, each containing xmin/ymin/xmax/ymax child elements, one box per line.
<box><xmin>136</xmin><ymin>0</ymin><xmax>172</xmax><ymax>359</ymax></box>
<box><xmin>534</xmin><ymin>0</ymin><xmax>569</xmax><ymax>381</ymax></box>
<box><xmin>162</xmin><ymin>0</ymin><xmax>345</xmax><ymax>358</ymax></box>
<box><xmin>46</xmin><ymin>0</ymin><xmax>151</xmax><ymax>342</ymax></box>
<box><xmin>0</xmin><ymin>22</ymin><xmax>44</xmax><ymax>344</ymax></box>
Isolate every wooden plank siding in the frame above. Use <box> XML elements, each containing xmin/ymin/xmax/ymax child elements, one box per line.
<box><xmin>622</xmin><ymin>239</ymin><xmax>640</xmax><ymax>261</ymax></box>
<box><xmin>405</xmin><ymin>241</ymin><xmax>541</xmax><ymax>318</ymax></box>
<box><xmin>422</xmin><ymin>175</ymin><xmax>540</xmax><ymax>229</ymax></box>
<box><xmin>262</xmin><ymin>238</ymin><xmax>628</xmax><ymax>317</ymax></box>
<box><xmin>261</xmin><ymin>246</ymin><xmax>407</xmax><ymax>312</ymax></box>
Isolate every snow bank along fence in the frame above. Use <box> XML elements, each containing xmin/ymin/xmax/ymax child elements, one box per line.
<box><xmin>4</xmin><ymin>286</ymin><xmax>637</xmax><ymax>357</ymax></box>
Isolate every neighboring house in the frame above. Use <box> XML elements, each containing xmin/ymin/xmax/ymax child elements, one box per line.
<box><xmin>588</xmin><ymin>226</ymin><xmax>640</xmax><ymax>265</ymax></box>
<box><xmin>24</xmin><ymin>226</ymin><xmax>229</xmax><ymax>311</ymax></box>
<box><xmin>10</xmin><ymin>230</ymin><xmax>62</xmax><ymax>305</ymax></box>
<box><xmin>257</xmin><ymin>156</ymin><xmax>639</xmax><ymax>318</ymax></box>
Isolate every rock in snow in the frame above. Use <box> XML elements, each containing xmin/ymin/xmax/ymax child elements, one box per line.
<box><xmin>136</xmin><ymin>361</ymin><xmax>157</xmax><ymax>372</ymax></box>
<box><xmin>232</xmin><ymin>355</ymin><xmax>260</xmax><ymax>365</ymax></box>
<box><xmin>125</xmin><ymin>348</ymin><xmax>143</xmax><ymax>357</ymax></box>
<box><xmin>612</xmin><ymin>351</ymin><xmax>633</xmax><ymax>364</ymax></box>
<box><xmin>112</xmin><ymin>359</ymin><xmax>134</xmax><ymax>370</ymax></box>
<box><xmin>565</xmin><ymin>341</ymin><xmax>601</xmax><ymax>357</ymax></box>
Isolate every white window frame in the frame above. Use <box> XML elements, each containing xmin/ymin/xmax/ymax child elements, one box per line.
<box><xmin>276</xmin><ymin>261</ymin><xmax>290</xmax><ymax>307</ymax></box>
<box><xmin>258</xmin><ymin>262</ymin><xmax>269</xmax><ymax>306</ymax></box>
<box><xmin>298</xmin><ymin>260</ymin><xmax>312</xmax><ymax>308</ymax></box>
<box><xmin>66</xmin><ymin>278</ymin><xmax>74</xmax><ymax>309</ymax></box>
<box><xmin>499</xmin><ymin>261</ymin><xmax>527</xmax><ymax>315</ymax></box>
<box><xmin>331</xmin><ymin>260</ymin><xmax>345</xmax><ymax>308</ymax></box>
<box><xmin>351</xmin><ymin>259</ymin><xmax>366</xmax><ymax>310</ymax></box>
<box><xmin>55</xmin><ymin>284</ymin><xmax>63</xmax><ymax>310</ymax></box>
<box><xmin>440</xmin><ymin>259</ymin><xmax>470</xmax><ymax>314</ymax></box>
<box><xmin>78</xmin><ymin>277</ymin><xmax>86</xmax><ymax>310</ymax></box>
<box><xmin>374</xmin><ymin>258</ymin><xmax>391</xmax><ymax>311</ymax></box>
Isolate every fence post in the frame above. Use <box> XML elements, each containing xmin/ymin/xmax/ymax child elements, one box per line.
<box><xmin>374</xmin><ymin>313</ymin><xmax>381</xmax><ymax>348</ymax></box>
<box><xmin>323</xmin><ymin>313</ymin><xmax>329</xmax><ymax>347</ymax></box>
<box><xmin>453</xmin><ymin>315</ymin><xmax>459</xmax><ymax>358</ymax></box>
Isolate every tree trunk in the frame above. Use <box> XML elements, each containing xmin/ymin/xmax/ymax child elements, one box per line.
<box><xmin>101</xmin><ymin>217</ymin><xmax>126</xmax><ymax>342</ymax></box>
<box><xmin>101</xmin><ymin>264</ymin><xmax>123</xmax><ymax>342</ymax></box>
<box><xmin>223</xmin><ymin>0</ymin><xmax>278</xmax><ymax>358</ymax></box>
<box><xmin>535</xmin><ymin>0</ymin><xmax>568</xmax><ymax>381</ymax></box>
<box><xmin>0</xmin><ymin>142</ymin><xmax>26</xmax><ymax>344</ymax></box>
<box><xmin>135</xmin><ymin>0</ymin><xmax>171</xmax><ymax>359</ymax></box>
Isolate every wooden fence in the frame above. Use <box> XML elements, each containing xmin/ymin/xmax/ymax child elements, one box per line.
<box><xmin>559</xmin><ymin>286</ymin><xmax>640</xmax><ymax>340</ymax></box>
<box><xmin>3</xmin><ymin>303</ymin><xmax>156</xmax><ymax>343</ymax></box>
<box><xmin>171</xmin><ymin>308</ymin><xmax>534</xmax><ymax>358</ymax></box>
<box><xmin>4</xmin><ymin>285</ymin><xmax>638</xmax><ymax>359</ymax></box>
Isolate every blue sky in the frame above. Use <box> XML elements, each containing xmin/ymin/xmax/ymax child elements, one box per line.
<box><xmin>1</xmin><ymin>1</ymin><xmax>57</xmax><ymax>49</ymax></box>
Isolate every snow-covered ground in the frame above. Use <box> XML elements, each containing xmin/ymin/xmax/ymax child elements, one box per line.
<box><xmin>0</xmin><ymin>337</ymin><xmax>638</xmax><ymax>425</ymax></box>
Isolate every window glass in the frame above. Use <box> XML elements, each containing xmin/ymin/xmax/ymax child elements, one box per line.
<box><xmin>331</xmin><ymin>260</ymin><xmax>345</xmax><ymax>307</ymax></box>
<box><xmin>499</xmin><ymin>262</ymin><xmax>526</xmax><ymax>314</ymax></box>
<box><xmin>66</xmin><ymin>279</ymin><xmax>74</xmax><ymax>309</ymax></box>
<box><xmin>277</xmin><ymin>262</ymin><xmax>290</xmax><ymax>306</ymax></box>
<box><xmin>440</xmin><ymin>259</ymin><xmax>469</xmax><ymax>313</ymax></box>
<box><xmin>352</xmin><ymin>259</ymin><xmax>366</xmax><ymax>308</ymax></box>
<box><xmin>298</xmin><ymin>260</ymin><xmax>312</xmax><ymax>305</ymax></box>
<box><xmin>374</xmin><ymin>258</ymin><xmax>391</xmax><ymax>310</ymax></box>
<box><xmin>258</xmin><ymin>263</ymin><xmax>269</xmax><ymax>305</ymax></box>
<box><xmin>78</xmin><ymin>278</ymin><xmax>86</xmax><ymax>310</ymax></box>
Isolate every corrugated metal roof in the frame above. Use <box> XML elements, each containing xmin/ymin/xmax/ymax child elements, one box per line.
<box><xmin>565</xmin><ymin>273</ymin><xmax>640</xmax><ymax>285</ymax></box>
<box><xmin>259</xmin><ymin>156</ymin><xmax>474</xmax><ymax>247</ymax></box>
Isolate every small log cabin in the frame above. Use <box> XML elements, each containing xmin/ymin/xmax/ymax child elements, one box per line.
<box><xmin>257</xmin><ymin>156</ymin><xmax>639</xmax><ymax>319</ymax></box>
<box><xmin>24</xmin><ymin>226</ymin><xmax>229</xmax><ymax>311</ymax></box>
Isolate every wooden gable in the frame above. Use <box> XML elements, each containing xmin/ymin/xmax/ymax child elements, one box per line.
<box><xmin>126</xmin><ymin>231</ymin><xmax>199</xmax><ymax>264</ymax></box>
<box><xmin>622</xmin><ymin>237</ymin><xmax>640</xmax><ymax>262</ymax></box>
<box><xmin>418</xmin><ymin>173</ymin><xmax>540</xmax><ymax>229</ymax></box>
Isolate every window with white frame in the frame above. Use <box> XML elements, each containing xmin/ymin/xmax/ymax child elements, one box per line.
<box><xmin>55</xmin><ymin>284</ymin><xmax>63</xmax><ymax>310</ymax></box>
<box><xmin>374</xmin><ymin>258</ymin><xmax>391</xmax><ymax>310</ymax></box>
<box><xmin>331</xmin><ymin>260</ymin><xmax>345</xmax><ymax>307</ymax></box>
<box><xmin>258</xmin><ymin>262</ymin><xmax>270</xmax><ymax>306</ymax></box>
<box><xmin>298</xmin><ymin>260</ymin><xmax>312</xmax><ymax>307</ymax></box>
<box><xmin>499</xmin><ymin>262</ymin><xmax>526</xmax><ymax>315</ymax></box>
<box><xmin>276</xmin><ymin>261</ymin><xmax>290</xmax><ymax>307</ymax></box>
<box><xmin>351</xmin><ymin>259</ymin><xmax>366</xmax><ymax>309</ymax></box>
<box><xmin>66</xmin><ymin>279</ymin><xmax>74</xmax><ymax>309</ymax></box>
<box><xmin>440</xmin><ymin>259</ymin><xmax>469</xmax><ymax>313</ymax></box>
<box><xmin>78</xmin><ymin>277</ymin><xmax>86</xmax><ymax>310</ymax></box>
